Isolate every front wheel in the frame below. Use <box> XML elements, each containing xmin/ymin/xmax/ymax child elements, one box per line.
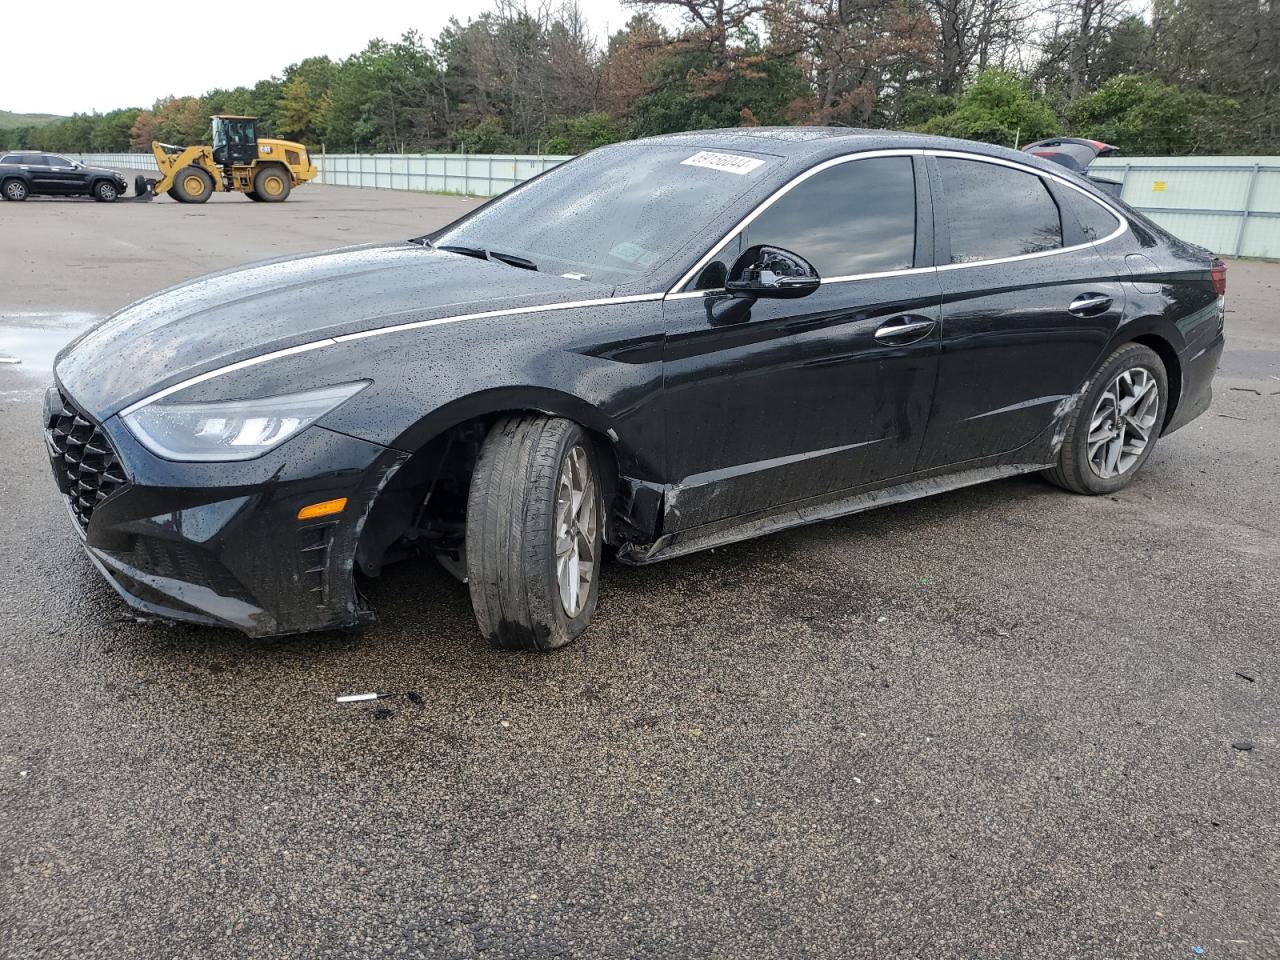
<box><xmin>253</xmin><ymin>166</ymin><xmax>291</xmax><ymax>201</ymax></box>
<box><xmin>93</xmin><ymin>180</ymin><xmax>119</xmax><ymax>202</ymax></box>
<box><xmin>465</xmin><ymin>415</ymin><xmax>604</xmax><ymax>651</ymax></box>
<box><xmin>1044</xmin><ymin>342</ymin><xmax>1168</xmax><ymax>494</ymax></box>
<box><xmin>171</xmin><ymin>166</ymin><xmax>213</xmax><ymax>203</ymax></box>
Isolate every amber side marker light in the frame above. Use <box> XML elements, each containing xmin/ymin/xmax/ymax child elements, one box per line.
<box><xmin>297</xmin><ymin>497</ymin><xmax>348</xmax><ymax>521</ymax></box>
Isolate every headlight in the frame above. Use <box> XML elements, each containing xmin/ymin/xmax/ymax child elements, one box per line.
<box><xmin>122</xmin><ymin>382</ymin><xmax>368</xmax><ymax>462</ymax></box>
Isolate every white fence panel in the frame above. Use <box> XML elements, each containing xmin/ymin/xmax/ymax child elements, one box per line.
<box><xmin>314</xmin><ymin>152</ymin><xmax>572</xmax><ymax>197</ymax></box>
<box><xmin>1091</xmin><ymin>156</ymin><xmax>1280</xmax><ymax>259</ymax></box>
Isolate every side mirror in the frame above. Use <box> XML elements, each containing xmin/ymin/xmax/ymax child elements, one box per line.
<box><xmin>724</xmin><ymin>245</ymin><xmax>821</xmax><ymax>299</ymax></box>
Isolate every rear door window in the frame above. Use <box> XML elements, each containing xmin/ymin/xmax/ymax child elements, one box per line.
<box><xmin>1060</xmin><ymin>188</ymin><xmax>1122</xmax><ymax>241</ymax></box>
<box><xmin>937</xmin><ymin>158</ymin><xmax>1063</xmax><ymax>263</ymax></box>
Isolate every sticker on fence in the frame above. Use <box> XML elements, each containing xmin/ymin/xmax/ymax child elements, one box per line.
<box><xmin>680</xmin><ymin>151</ymin><xmax>765</xmax><ymax>175</ymax></box>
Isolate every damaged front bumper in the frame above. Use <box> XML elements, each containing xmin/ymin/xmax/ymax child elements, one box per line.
<box><xmin>45</xmin><ymin>385</ymin><xmax>409</xmax><ymax>637</ymax></box>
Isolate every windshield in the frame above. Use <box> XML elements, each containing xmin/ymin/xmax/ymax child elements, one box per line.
<box><xmin>431</xmin><ymin>143</ymin><xmax>777</xmax><ymax>286</ymax></box>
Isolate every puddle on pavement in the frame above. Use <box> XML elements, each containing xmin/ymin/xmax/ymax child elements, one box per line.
<box><xmin>0</xmin><ymin>313</ymin><xmax>99</xmax><ymax>388</ymax></box>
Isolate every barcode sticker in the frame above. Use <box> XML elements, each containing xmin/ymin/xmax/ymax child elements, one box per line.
<box><xmin>681</xmin><ymin>151</ymin><xmax>765</xmax><ymax>175</ymax></box>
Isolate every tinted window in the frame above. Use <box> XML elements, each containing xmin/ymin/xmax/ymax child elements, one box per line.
<box><xmin>0</xmin><ymin>155</ymin><xmax>18</xmax><ymax>164</ymax></box>
<box><xmin>938</xmin><ymin>158</ymin><xmax>1062</xmax><ymax>263</ymax></box>
<box><xmin>1061</xmin><ymin>188</ymin><xmax>1121</xmax><ymax>241</ymax></box>
<box><xmin>744</xmin><ymin>157</ymin><xmax>916</xmax><ymax>279</ymax></box>
<box><xmin>45</xmin><ymin>155</ymin><xmax>72</xmax><ymax>168</ymax></box>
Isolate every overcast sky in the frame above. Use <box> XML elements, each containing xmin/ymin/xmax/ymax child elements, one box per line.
<box><xmin>1</xmin><ymin>0</ymin><xmax>633</xmax><ymax>116</ymax></box>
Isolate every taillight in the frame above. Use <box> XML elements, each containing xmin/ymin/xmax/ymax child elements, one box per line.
<box><xmin>1211</xmin><ymin>259</ymin><xmax>1227</xmax><ymax>296</ymax></box>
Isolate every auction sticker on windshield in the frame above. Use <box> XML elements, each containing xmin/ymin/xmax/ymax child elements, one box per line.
<box><xmin>680</xmin><ymin>151</ymin><xmax>766</xmax><ymax>175</ymax></box>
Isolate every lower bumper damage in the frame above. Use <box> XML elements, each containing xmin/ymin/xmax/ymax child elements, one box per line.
<box><xmin>46</xmin><ymin>385</ymin><xmax>410</xmax><ymax>637</ymax></box>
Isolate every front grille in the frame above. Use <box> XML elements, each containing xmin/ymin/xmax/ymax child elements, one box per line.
<box><xmin>45</xmin><ymin>389</ymin><xmax>128</xmax><ymax>530</ymax></box>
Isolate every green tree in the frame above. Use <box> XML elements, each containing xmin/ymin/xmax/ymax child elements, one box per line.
<box><xmin>629</xmin><ymin>40</ymin><xmax>809</xmax><ymax>137</ymax></box>
<box><xmin>915</xmin><ymin>70</ymin><xmax>1060</xmax><ymax>146</ymax></box>
<box><xmin>542</xmin><ymin>112</ymin><xmax>625</xmax><ymax>153</ymax></box>
<box><xmin>457</xmin><ymin>115</ymin><xmax>517</xmax><ymax>153</ymax></box>
<box><xmin>1067</xmin><ymin>74</ymin><xmax>1240</xmax><ymax>154</ymax></box>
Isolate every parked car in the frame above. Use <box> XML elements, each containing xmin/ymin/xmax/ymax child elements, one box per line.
<box><xmin>1</xmin><ymin>152</ymin><xmax>128</xmax><ymax>201</ymax></box>
<box><xmin>46</xmin><ymin>129</ymin><xmax>1226</xmax><ymax>649</ymax></box>
<box><xmin>1022</xmin><ymin>136</ymin><xmax>1124</xmax><ymax>197</ymax></box>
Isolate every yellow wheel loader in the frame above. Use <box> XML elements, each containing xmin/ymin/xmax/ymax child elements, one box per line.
<box><xmin>136</xmin><ymin>115</ymin><xmax>318</xmax><ymax>203</ymax></box>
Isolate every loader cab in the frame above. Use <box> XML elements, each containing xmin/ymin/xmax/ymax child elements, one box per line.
<box><xmin>211</xmin><ymin>116</ymin><xmax>258</xmax><ymax>166</ymax></box>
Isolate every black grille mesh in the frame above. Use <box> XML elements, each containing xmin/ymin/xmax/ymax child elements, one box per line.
<box><xmin>45</xmin><ymin>390</ymin><xmax>128</xmax><ymax>530</ymax></box>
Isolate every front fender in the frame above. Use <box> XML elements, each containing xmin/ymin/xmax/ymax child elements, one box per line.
<box><xmin>170</xmin><ymin>297</ymin><xmax>669</xmax><ymax>481</ymax></box>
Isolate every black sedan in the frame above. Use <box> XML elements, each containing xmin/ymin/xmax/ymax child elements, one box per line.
<box><xmin>1</xmin><ymin>152</ymin><xmax>128</xmax><ymax>201</ymax></box>
<box><xmin>46</xmin><ymin>129</ymin><xmax>1226</xmax><ymax>649</ymax></box>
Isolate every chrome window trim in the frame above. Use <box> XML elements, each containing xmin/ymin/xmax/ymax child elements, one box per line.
<box><xmin>115</xmin><ymin>293</ymin><xmax>666</xmax><ymax>413</ymax></box>
<box><xmin>666</xmin><ymin>146</ymin><xmax>1130</xmax><ymax>299</ymax></box>
<box><xmin>928</xmin><ymin>150</ymin><xmax>1128</xmax><ymax>268</ymax></box>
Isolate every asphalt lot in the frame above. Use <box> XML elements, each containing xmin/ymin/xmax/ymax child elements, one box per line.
<box><xmin>1</xmin><ymin>183</ymin><xmax>1277</xmax><ymax>959</ymax></box>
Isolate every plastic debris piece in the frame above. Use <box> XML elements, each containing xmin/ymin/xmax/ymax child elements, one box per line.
<box><xmin>0</xmin><ymin>357</ymin><xmax>20</xmax><ymax>365</ymax></box>
<box><xmin>336</xmin><ymin>692</ymin><xmax>379</xmax><ymax>704</ymax></box>
<box><xmin>1218</xmin><ymin>414</ymin><xmax>1248</xmax><ymax>421</ymax></box>
<box><xmin>877</xmin><ymin>616</ymin><xmax>888</xmax><ymax>623</ymax></box>
<box><xmin>1235</xmin><ymin>672</ymin><xmax>1255</xmax><ymax>683</ymax></box>
<box><xmin>1192</xmin><ymin>948</ymin><xmax>1205</xmax><ymax>956</ymax></box>
<box><xmin>1231</xmin><ymin>741</ymin><xmax>1253</xmax><ymax>751</ymax></box>
<box><xmin>1229</xmin><ymin>387</ymin><xmax>1261</xmax><ymax>395</ymax></box>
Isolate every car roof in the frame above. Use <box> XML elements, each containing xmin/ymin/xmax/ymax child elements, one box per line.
<box><xmin>628</xmin><ymin>126</ymin><xmax>1109</xmax><ymax>197</ymax></box>
<box><xmin>634</xmin><ymin>126</ymin><xmax>1028</xmax><ymax>161</ymax></box>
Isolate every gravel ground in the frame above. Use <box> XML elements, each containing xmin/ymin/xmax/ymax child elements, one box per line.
<box><xmin>0</xmin><ymin>183</ymin><xmax>1276</xmax><ymax>960</ymax></box>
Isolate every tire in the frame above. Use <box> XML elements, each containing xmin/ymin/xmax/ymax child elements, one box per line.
<box><xmin>465</xmin><ymin>415</ymin><xmax>605</xmax><ymax>651</ymax></box>
<box><xmin>2</xmin><ymin>178</ymin><xmax>28</xmax><ymax>201</ymax></box>
<box><xmin>171</xmin><ymin>166</ymin><xmax>213</xmax><ymax>204</ymax></box>
<box><xmin>1044</xmin><ymin>342</ymin><xmax>1168</xmax><ymax>495</ymax></box>
<box><xmin>246</xmin><ymin>190</ymin><xmax>263</xmax><ymax>201</ymax></box>
<box><xmin>92</xmin><ymin>180</ymin><xmax>118</xmax><ymax>202</ymax></box>
<box><xmin>253</xmin><ymin>166</ymin><xmax>291</xmax><ymax>202</ymax></box>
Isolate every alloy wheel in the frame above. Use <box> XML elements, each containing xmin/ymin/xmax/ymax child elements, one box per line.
<box><xmin>1088</xmin><ymin>367</ymin><xmax>1160</xmax><ymax>479</ymax></box>
<box><xmin>554</xmin><ymin>445</ymin><xmax>597</xmax><ymax>617</ymax></box>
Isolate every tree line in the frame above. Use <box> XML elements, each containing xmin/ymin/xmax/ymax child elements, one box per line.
<box><xmin>3</xmin><ymin>0</ymin><xmax>1274</xmax><ymax>157</ymax></box>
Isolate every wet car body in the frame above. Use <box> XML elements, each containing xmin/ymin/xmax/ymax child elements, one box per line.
<box><xmin>47</xmin><ymin>129</ymin><xmax>1225</xmax><ymax>637</ymax></box>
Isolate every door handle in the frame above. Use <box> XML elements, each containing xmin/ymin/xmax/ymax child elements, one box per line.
<box><xmin>873</xmin><ymin>317</ymin><xmax>936</xmax><ymax>343</ymax></box>
<box><xmin>1068</xmin><ymin>294</ymin><xmax>1113</xmax><ymax>316</ymax></box>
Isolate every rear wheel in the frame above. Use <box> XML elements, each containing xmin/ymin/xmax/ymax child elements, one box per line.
<box><xmin>2</xmin><ymin>178</ymin><xmax>28</xmax><ymax>201</ymax></box>
<box><xmin>253</xmin><ymin>166</ymin><xmax>291</xmax><ymax>202</ymax></box>
<box><xmin>1044</xmin><ymin>343</ymin><xmax>1168</xmax><ymax>494</ymax></box>
<box><xmin>171</xmin><ymin>166</ymin><xmax>213</xmax><ymax>204</ymax></box>
<box><xmin>92</xmin><ymin>180</ymin><xmax>118</xmax><ymax>202</ymax></box>
<box><xmin>465</xmin><ymin>415</ymin><xmax>604</xmax><ymax>651</ymax></box>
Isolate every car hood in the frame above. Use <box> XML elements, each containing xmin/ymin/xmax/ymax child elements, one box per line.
<box><xmin>55</xmin><ymin>243</ymin><xmax>612</xmax><ymax>416</ymax></box>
